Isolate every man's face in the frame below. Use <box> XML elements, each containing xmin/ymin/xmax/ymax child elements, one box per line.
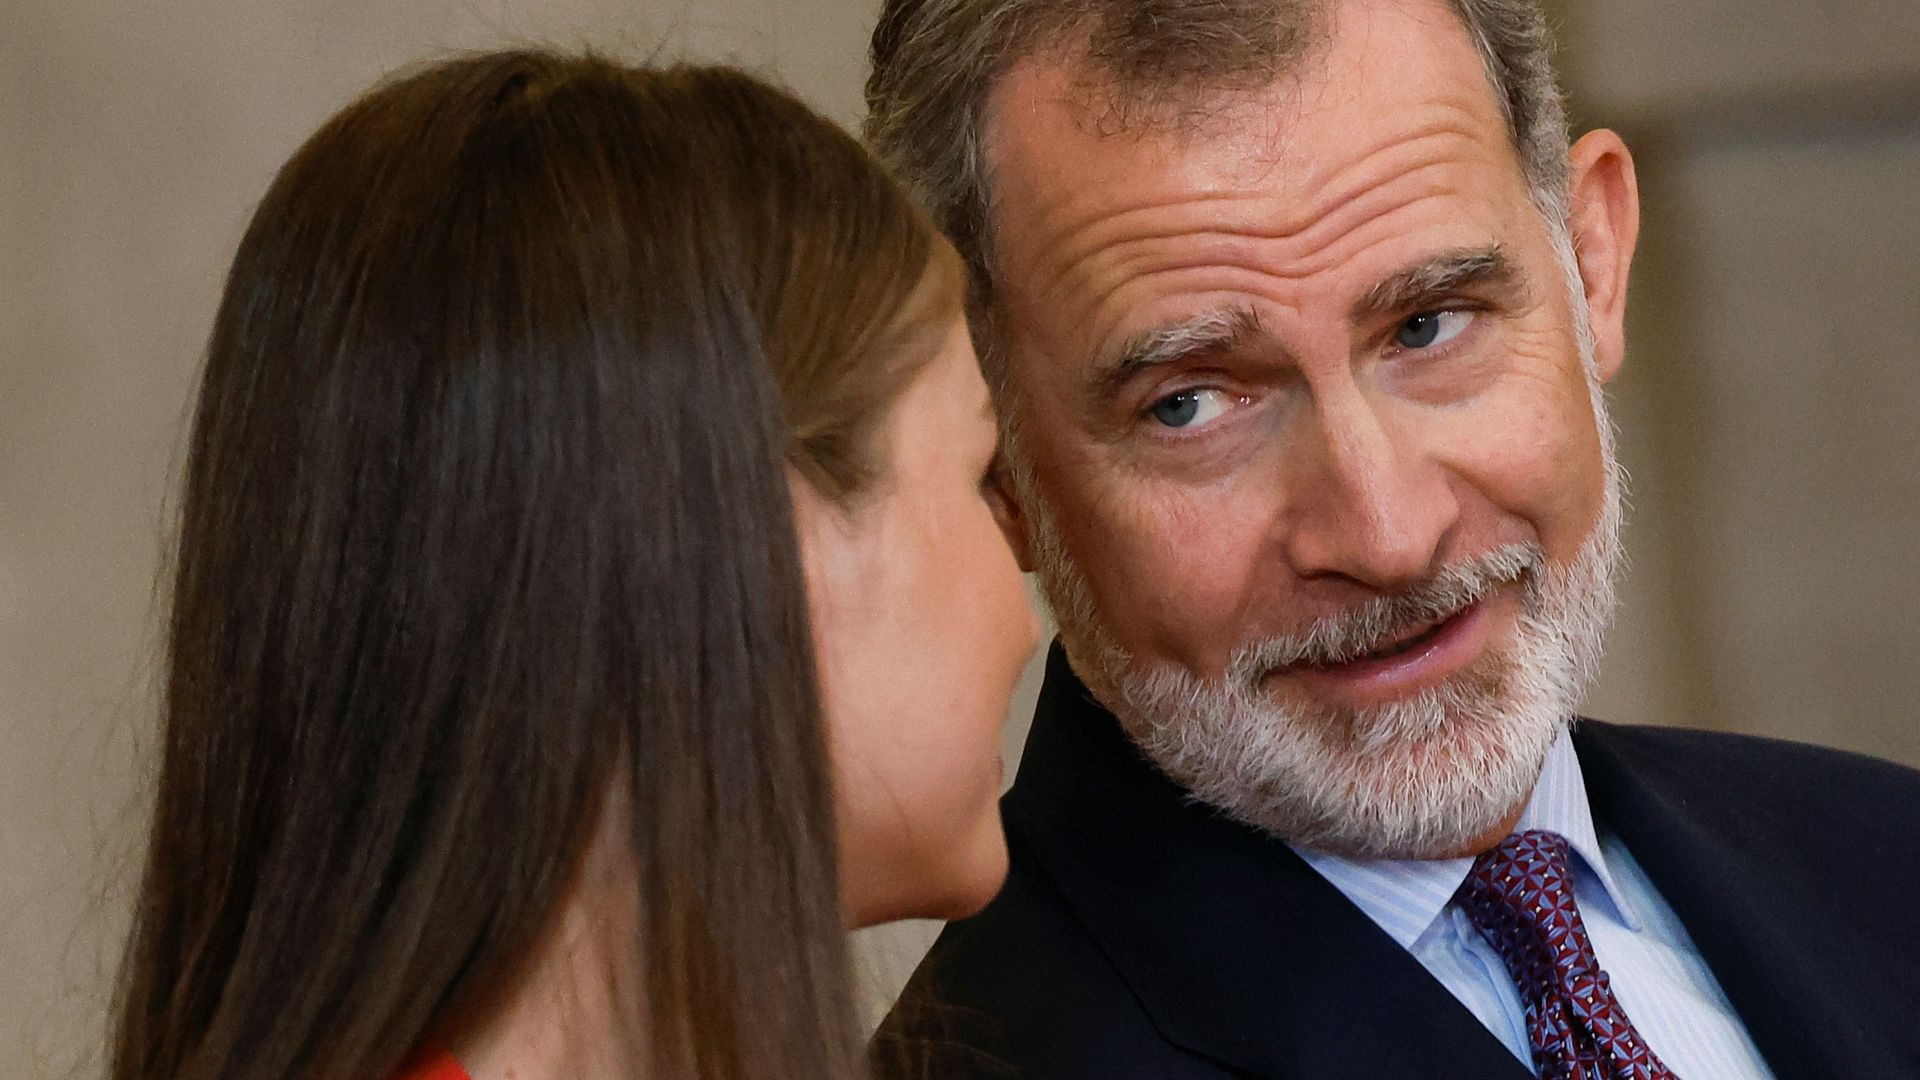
<box><xmin>982</xmin><ymin>0</ymin><xmax>1636</xmax><ymax>855</ymax></box>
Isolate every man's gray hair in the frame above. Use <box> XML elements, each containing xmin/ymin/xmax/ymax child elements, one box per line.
<box><xmin>864</xmin><ymin>0</ymin><xmax>1572</xmax><ymax>386</ymax></box>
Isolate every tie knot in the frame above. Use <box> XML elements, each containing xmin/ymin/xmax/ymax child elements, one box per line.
<box><xmin>1467</xmin><ymin>828</ymin><xmax>1575</xmax><ymax>910</ymax></box>
<box><xmin>1458</xmin><ymin>830</ymin><xmax>1592</xmax><ymax>985</ymax></box>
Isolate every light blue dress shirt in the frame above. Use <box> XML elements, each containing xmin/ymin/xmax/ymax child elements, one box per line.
<box><xmin>1291</xmin><ymin>730</ymin><xmax>1776</xmax><ymax>1078</ymax></box>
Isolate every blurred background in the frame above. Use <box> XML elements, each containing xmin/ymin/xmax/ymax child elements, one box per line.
<box><xmin>2</xmin><ymin>0</ymin><xmax>1915</xmax><ymax>1074</ymax></box>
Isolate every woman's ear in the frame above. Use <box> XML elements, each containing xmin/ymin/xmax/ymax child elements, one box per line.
<box><xmin>787</xmin><ymin>463</ymin><xmax>884</xmax><ymax>631</ymax></box>
<box><xmin>787</xmin><ymin>464</ymin><xmax>848</xmax><ymax>621</ymax></box>
<box><xmin>1566</xmin><ymin>129</ymin><xmax>1641</xmax><ymax>386</ymax></box>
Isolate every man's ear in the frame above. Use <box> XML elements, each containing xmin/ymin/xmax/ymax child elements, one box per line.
<box><xmin>983</xmin><ymin>459</ymin><xmax>1038</xmax><ymax>573</ymax></box>
<box><xmin>1566</xmin><ymin>129</ymin><xmax>1641</xmax><ymax>386</ymax></box>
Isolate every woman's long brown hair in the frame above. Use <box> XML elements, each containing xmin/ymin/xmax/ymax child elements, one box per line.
<box><xmin>111</xmin><ymin>50</ymin><xmax>960</xmax><ymax>1080</ymax></box>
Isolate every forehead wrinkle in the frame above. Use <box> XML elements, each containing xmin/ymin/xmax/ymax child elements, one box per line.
<box><xmin>1043</xmin><ymin>175</ymin><xmax>1482</xmax><ymax>377</ymax></box>
<box><xmin>1020</xmin><ymin>115</ymin><xmax>1497</xmax><ymax>312</ymax></box>
<box><xmin>1097</xmin><ymin>167</ymin><xmax>1474</xmax><ymax>295</ymax></box>
<box><xmin>1254</xmin><ymin>178</ymin><xmax>1487</xmax><ymax>286</ymax></box>
<box><xmin>996</xmin><ymin>76</ymin><xmax>1524</xmax><ymax>382</ymax></box>
<box><xmin>1265</xmin><ymin>121</ymin><xmax>1500</xmax><ymax>252</ymax></box>
<box><xmin>1066</xmin><ymin>180</ymin><xmax>1479</xmax><ymax>349</ymax></box>
<box><xmin>1015</xmin><ymin>73</ymin><xmax>1494</xmax><ymax>228</ymax></box>
<box><xmin>1031</xmin><ymin>125</ymin><xmax>1456</xmax><ymax>271</ymax></box>
<box><xmin>1020</xmin><ymin>188</ymin><xmax>1255</xmax><ymax>301</ymax></box>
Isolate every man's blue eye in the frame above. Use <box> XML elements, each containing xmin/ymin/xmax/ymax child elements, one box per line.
<box><xmin>1394</xmin><ymin>310</ymin><xmax>1472</xmax><ymax>349</ymax></box>
<box><xmin>1152</xmin><ymin>392</ymin><xmax>1202</xmax><ymax>427</ymax></box>
<box><xmin>1397</xmin><ymin>313</ymin><xmax>1441</xmax><ymax>348</ymax></box>
<box><xmin>1147</xmin><ymin>389</ymin><xmax>1233</xmax><ymax>430</ymax></box>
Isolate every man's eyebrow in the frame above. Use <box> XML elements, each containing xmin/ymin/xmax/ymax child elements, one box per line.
<box><xmin>1353</xmin><ymin>245</ymin><xmax>1521</xmax><ymax>322</ymax></box>
<box><xmin>1088</xmin><ymin>305</ymin><xmax>1265</xmax><ymax>401</ymax></box>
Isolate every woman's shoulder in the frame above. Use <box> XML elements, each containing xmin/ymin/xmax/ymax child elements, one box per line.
<box><xmin>392</xmin><ymin>1047</ymin><xmax>471</xmax><ymax>1080</ymax></box>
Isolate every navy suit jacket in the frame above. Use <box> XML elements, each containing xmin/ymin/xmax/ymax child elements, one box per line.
<box><xmin>874</xmin><ymin>646</ymin><xmax>1920</xmax><ymax>1079</ymax></box>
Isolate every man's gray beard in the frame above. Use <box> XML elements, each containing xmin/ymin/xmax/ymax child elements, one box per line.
<box><xmin>1014</xmin><ymin>359</ymin><xmax>1624</xmax><ymax>860</ymax></box>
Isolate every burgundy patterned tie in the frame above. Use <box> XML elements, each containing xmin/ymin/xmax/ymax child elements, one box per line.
<box><xmin>1456</xmin><ymin>830</ymin><xmax>1680</xmax><ymax>1080</ymax></box>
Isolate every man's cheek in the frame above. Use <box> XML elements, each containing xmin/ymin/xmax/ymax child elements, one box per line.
<box><xmin>1430</xmin><ymin>386</ymin><xmax>1593</xmax><ymax>492</ymax></box>
<box><xmin>1111</xmin><ymin>490</ymin><xmax>1271</xmax><ymax>665</ymax></box>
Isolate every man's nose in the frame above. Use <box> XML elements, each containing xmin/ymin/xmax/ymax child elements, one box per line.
<box><xmin>1278</xmin><ymin>392</ymin><xmax>1459</xmax><ymax>589</ymax></box>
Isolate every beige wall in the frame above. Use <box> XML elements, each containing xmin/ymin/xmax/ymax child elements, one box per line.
<box><xmin>3</xmin><ymin>0</ymin><xmax>1915</xmax><ymax>1074</ymax></box>
<box><xmin>1552</xmin><ymin>0</ymin><xmax>1920</xmax><ymax>764</ymax></box>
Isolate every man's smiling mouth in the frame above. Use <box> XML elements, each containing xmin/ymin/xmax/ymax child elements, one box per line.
<box><xmin>1318</xmin><ymin>607</ymin><xmax>1469</xmax><ymax>669</ymax></box>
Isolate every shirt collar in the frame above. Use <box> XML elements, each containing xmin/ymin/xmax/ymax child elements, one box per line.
<box><xmin>1290</xmin><ymin>726</ymin><xmax>1643</xmax><ymax>950</ymax></box>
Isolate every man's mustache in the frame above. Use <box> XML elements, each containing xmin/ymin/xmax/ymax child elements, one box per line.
<box><xmin>1230</xmin><ymin>544</ymin><xmax>1544</xmax><ymax>673</ymax></box>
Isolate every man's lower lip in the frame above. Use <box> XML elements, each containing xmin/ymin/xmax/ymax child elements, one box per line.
<box><xmin>1279</xmin><ymin>598</ymin><xmax>1496</xmax><ymax>702</ymax></box>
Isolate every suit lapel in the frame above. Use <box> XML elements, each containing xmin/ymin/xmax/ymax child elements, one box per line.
<box><xmin>1574</xmin><ymin>721</ymin><xmax>1911</xmax><ymax>1079</ymax></box>
<box><xmin>1007</xmin><ymin>648</ymin><xmax>1531</xmax><ymax>1080</ymax></box>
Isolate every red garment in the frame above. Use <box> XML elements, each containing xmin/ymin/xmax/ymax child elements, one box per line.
<box><xmin>392</xmin><ymin>1047</ymin><xmax>470</xmax><ymax>1080</ymax></box>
